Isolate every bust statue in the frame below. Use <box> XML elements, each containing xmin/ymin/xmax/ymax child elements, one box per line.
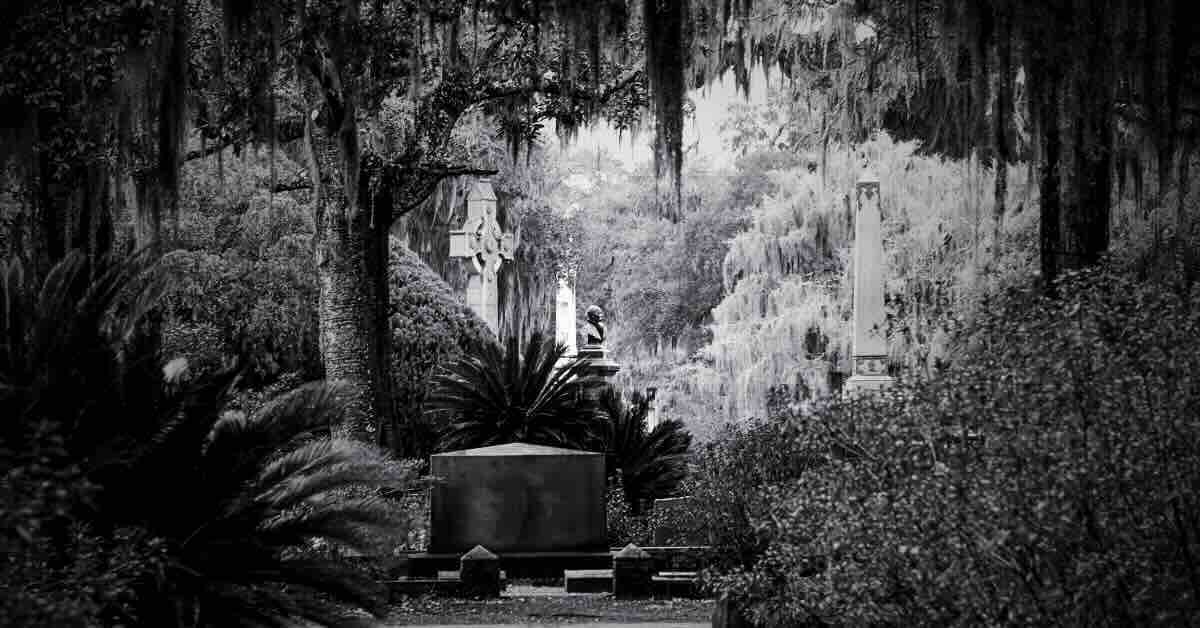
<box><xmin>584</xmin><ymin>305</ymin><xmax>606</xmax><ymax>346</ymax></box>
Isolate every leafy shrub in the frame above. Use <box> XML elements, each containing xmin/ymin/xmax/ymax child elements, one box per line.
<box><xmin>1</xmin><ymin>252</ymin><xmax>413</xmax><ymax>627</ymax></box>
<box><xmin>704</xmin><ymin>264</ymin><xmax>1200</xmax><ymax>626</ymax></box>
<box><xmin>605</xmin><ymin>478</ymin><xmax>652</xmax><ymax>547</ymax></box>
<box><xmin>691</xmin><ymin>417</ymin><xmax>815</xmax><ymax>572</ymax></box>
<box><xmin>159</xmin><ymin>227</ymin><xmax>319</xmax><ymax>386</ymax></box>
<box><xmin>387</xmin><ymin>239</ymin><xmax>492</xmax><ymax>459</ymax></box>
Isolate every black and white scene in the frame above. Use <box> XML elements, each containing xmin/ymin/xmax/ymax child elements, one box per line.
<box><xmin>2</xmin><ymin>0</ymin><xmax>1199</xmax><ymax>626</ymax></box>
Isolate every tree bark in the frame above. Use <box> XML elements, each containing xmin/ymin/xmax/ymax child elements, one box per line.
<box><xmin>1036</xmin><ymin>67</ymin><xmax>1062</xmax><ymax>292</ymax></box>
<box><xmin>299</xmin><ymin>4</ymin><xmax>394</xmax><ymax>442</ymax></box>
<box><xmin>991</xmin><ymin>11</ymin><xmax>1012</xmax><ymax>264</ymax></box>
<box><xmin>305</xmin><ymin>117</ymin><xmax>392</xmax><ymax>443</ymax></box>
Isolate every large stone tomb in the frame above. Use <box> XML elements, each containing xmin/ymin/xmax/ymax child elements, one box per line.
<box><xmin>429</xmin><ymin>442</ymin><xmax>606</xmax><ymax>554</ymax></box>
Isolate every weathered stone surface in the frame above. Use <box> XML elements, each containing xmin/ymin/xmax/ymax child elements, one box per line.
<box><xmin>448</xmin><ymin>178</ymin><xmax>513</xmax><ymax>334</ymax></box>
<box><xmin>613</xmin><ymin>543</ymin><xmax>655</xmax><ymax>599</ymax></box>
<box><xmin>555</xmin><ymin>271</ymin><xmax>578</xmax><ymax>357</ymax></box>
<box><xmin>429</xmin><ymin>443</ymin><xmax>607</xmax><ymax>554</ymax></box>
<box><xmin>564</xmin><ymin>568</ymin><xmax>613</xmax><ymax>593</ymax></box>
<box><xmin>846</xmin><ymin>168</ymin><xmax>894</xmax><ymax>394</ymax></box>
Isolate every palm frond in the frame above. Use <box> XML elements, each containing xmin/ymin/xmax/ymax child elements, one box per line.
<box><xmin>598</xmin><ymin>390</ymin><xmax>693</xmax><ymax>513</ymax></box>
<box><xmin>425</xmin><ymin>329</ymin><xmax>602</xmax><ymax>451</ymax></box>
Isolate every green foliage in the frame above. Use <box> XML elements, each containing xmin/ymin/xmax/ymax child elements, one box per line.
<box><xmin>1</xmin><ymin>251</ymin><xmax>412</xmax><ymax>627</ymax></box>
<box><xmin>387</xmin><ymin>238</ymin><xmax>492</xmax><ymax>459</ymax></box>
<box><xmin>160</xmin><ymin>155</ymin><xmax>319</xmax><ymax>386</ymax></box>
<box><xmin>572</xmin><ymin>154</ymin><xmax>750</xmax><ymax>357</ymax></box>
<box><xmin>605</xmin><ymin>477</ymin><xmax>653</xmax><ymax>547</ymax></box>
<box><xmin>595</xmin><ymin>387</ymin><xmax>692</xmax><ymax>515</ymax></box>
<box><xmin>703</xmin><ymin>264</ymin><xmax>1200</xmax><ymax>626</ymax></box>
<box><xmin>424</xmin><ymin>331</ymin><xmax>598</xmax><ymax>451</ymax></box>
<box><xmin>689</xmin><ymin>417</ymin><xmax>816</xmax><ymax>574</ymax></box>
<box><xmin>704</xmin><ymin>134</ymin><xmax>1036</xmax><ymax>421</ymax></box>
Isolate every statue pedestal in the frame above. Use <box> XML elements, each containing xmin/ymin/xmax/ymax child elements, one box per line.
<box><xmin>576</xmin><ymin>344</ymin><xmax>620</xmax><ymax>402</ymax></box>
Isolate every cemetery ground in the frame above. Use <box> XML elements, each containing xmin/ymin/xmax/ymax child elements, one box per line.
<box><xmin>383</xmin><ymin>587</ymin><xmax>711</xmax><ymax>625</ymax></box>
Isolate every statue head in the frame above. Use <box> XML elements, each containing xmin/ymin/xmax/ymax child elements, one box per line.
<box><xmin>584</xmin><ymin>305</ymin><xmax>606</xmax><ymax>346</ymax></box>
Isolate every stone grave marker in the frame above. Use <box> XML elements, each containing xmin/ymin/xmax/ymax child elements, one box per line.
<box><xmin>429</xmin><ymin>442</ymin><xmax>606</xmax><ymax>554</ymax></box>
<box><xmin>554</xmin><ymin>268</ymin><xmax>578</xmax><ymax>371</ymax></box>
<box><xmin>449</xmin><ymin>178</ymin><xmax>513</xmax><ymax>335</ymax></box>
<box><xmin>845</xmin><ymin>168</ymin><xmax>894</xmax><ymax>394</ymax></box>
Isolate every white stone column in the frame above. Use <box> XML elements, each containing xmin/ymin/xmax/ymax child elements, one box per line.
<box><xmin>845</xmin><ymin>169</ymin><xmax>894</xmax><ymax>394</ymax></box>
<box><xmin>555</xmin><ymin>271</ymin><xmax>578</xmax><ymax>357</ymax></box>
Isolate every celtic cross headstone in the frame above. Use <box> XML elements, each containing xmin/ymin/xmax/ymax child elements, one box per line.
<box><xmin>449</xmin><ymin>178</ymin><xmax>514</xmax><ymax>335</ymax></box>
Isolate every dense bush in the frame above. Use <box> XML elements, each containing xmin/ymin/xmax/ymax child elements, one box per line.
<box><xmin>160</xmin><ymin>184</ymin><xmax>320</xmax><ymax>386</ymax></box>
<box><xmin>388</xmin><ymin>239</ymin><xmax>493</xmax><ymax>459</ymax></box>
<box><xmin>703</xmin><ymin>264</ymin><xmax>1200</xmax><ymax>626</ymax></box>
<box><xmin>1</xmin><ymin>252</ymin><xmax>413</xmax><ymax>627</ymax></box>
<box><xmin>605</xmin><ymin>478</ymin><xmax>653</xmax><ymax>547</ymax></box>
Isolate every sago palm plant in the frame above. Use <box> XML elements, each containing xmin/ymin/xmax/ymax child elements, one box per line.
<box><xmin>424</xmin><ymin>331</ymin><xmax>599</xmax><ymax>451</ymax></box>
<box><xmin>596</xmin><ymin>387</ymin><xmax>692</xmax><ymax>515</ymax></box>
<box><xmin>1</xmin><ymin>251</ymin><xmax>411</xmax><ymax>627</ymax></box>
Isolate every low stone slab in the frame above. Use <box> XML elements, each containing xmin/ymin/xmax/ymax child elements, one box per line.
<box><xmin>608</xmin><ymin>545</ymin><xmax>711</xmax><ymax>572</ymax></box>
<box><xmin>564</xmin><ymin>569</ymin><xmax>613</xmax><ymax>593</ymax></box>
<box><xmin>408</xmin><ymin>550</ymin><xmax>612</xmax><ymax>579</ymax></box>
<box><xmin>652</xmin><ymin>571</ymin><xmax>703</xmax><ymax>599</ymax></box>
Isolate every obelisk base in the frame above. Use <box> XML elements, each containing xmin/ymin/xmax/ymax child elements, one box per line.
<box><xmin>843</xmin><ymin>354</ymin><xmax>893</xmax><ymax>396</ymax></box>
<box><xmin>844</xmin><ymin>374</ymin><xmax>895</xmax><ymax>395</ymax></box>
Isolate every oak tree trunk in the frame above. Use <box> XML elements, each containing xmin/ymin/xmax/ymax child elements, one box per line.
<box><xmin>304</xmin><ymin>107</ymin><xmax>393</xmax><ymax>444</ymax></box>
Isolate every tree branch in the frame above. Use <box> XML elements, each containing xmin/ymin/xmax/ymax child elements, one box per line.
<box><xmin>479</xmin><ymin>63</ymin><xmax>645</xmax><ymax>108</ymax></box>
<box><xmin>184</xmin><ymin>117</ymin><xmax>307</xmax><ymax>162</ymax></box>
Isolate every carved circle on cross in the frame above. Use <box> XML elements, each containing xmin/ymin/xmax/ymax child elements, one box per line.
<box><xmin>467</xmin><ymin>203</ymin><xmax>510</xmax><ymax>276</ymax></box>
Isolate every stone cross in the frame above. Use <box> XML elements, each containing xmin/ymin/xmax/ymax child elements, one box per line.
<box><xmin>845</xmin><ymin>168</ymin><xmax>894</xmax><ymax>394</ymax></box>
<box><xmin>449</xmin><ymin>178</ymin><xmax>514</xmax><ymax>335</ymax></box>
<box><xmin>555</xmin><ymin>268</ymin><xmax>578</xmax><ymax>357</ymax></box>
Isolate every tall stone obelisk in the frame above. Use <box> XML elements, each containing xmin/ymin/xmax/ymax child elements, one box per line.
<box><xmin>845</xmin><ymin>169</ymin><xmax>894</xmax><ymax>394</ymax></box>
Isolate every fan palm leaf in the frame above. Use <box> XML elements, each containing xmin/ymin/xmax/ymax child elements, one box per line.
<box><xmin>596</xmin><ymin>387</ymin><xmax>693</xmax><ymax>514</ymax></box>
<box><xmin>425</xmin><ymin>330</ymin><xmax>600</xmax><ymax>451</ymax></box>
<box><xmin>2</xmin><ymin>251</ymin><xmax>411</xmax><ymax>627</ymax></box>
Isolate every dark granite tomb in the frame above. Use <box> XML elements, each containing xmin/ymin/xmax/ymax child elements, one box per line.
<box><xmin>429</xmin><ymin>442</ymin><xmax>606</xmax><ymax>554</ymax></box>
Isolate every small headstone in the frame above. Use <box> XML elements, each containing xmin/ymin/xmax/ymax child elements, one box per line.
<box><xmin>612</xmin><ymin>543</ymin><xmax>654</xmax><ymax>599</ymax></box>
<box><xmin>458</xmin><ymin>545</ymin><xmax>501</xmax><ymax>598</ymax></box>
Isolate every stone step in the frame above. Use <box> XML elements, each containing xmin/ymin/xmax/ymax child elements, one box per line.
<box><xmin>564</xmin><ymin>568</ymin><xmax>613</xmax><ymax>593</ymax></box>
<box><xmin>652</xmin><ymin>571</ymin><xmax>702</xmax><ymax>599</ymax></box>
<box><xmin>435</xmin><ymin>569</ymin><xmax>508</xmax><ymax>581</ymax></box>
<box><xmin>657</xmin><ymin>570</ymin><xmax>699</xmax><ymax>579</ymax></box>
